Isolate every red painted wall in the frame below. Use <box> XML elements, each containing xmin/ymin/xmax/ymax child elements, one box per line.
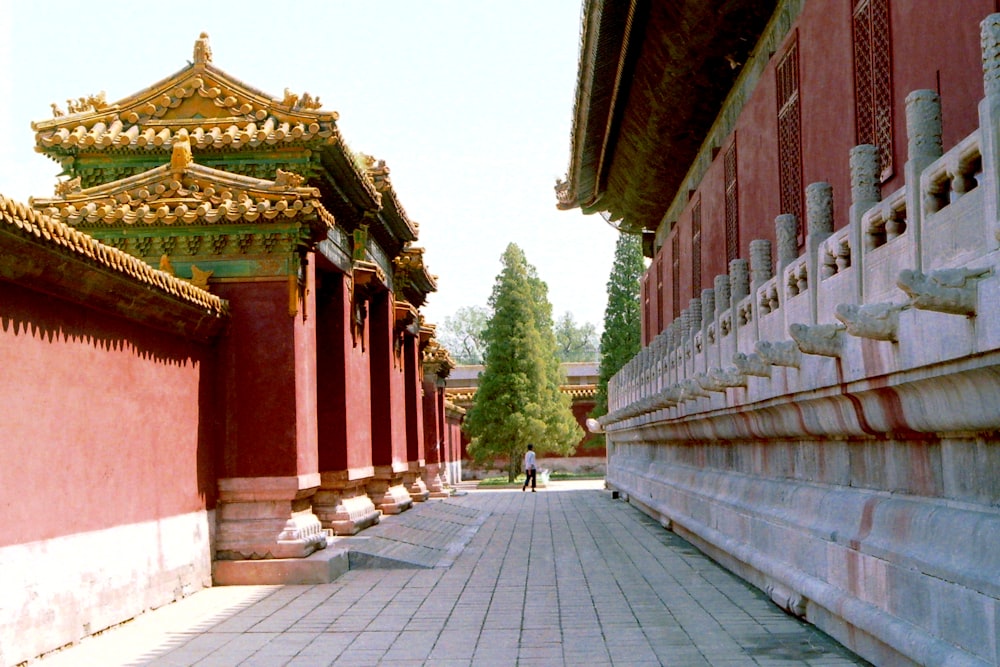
<box><xmin>214</xmin><ymin>267</ymin><xmax>318</xmax><ymax>478</ymax></box>
<box><xmin>647</xmin><ymin>0</ymin><xmax>993</xmax><ymax>336</ymax></box>
<box><xmin>422</xmin><ymin>380</ymin><xmax>442</xmax><ymax>465</ymax></box>
<box><xmin>0</xmin><ymin>280</ymin><xmax>216</xmax><ymax>546</ymax></box>
<box><xmin>368</xmin><ymin>292</ymin><xmax>409</xmax><ymax>469</ymax></box>
<box><xmin>403</xmin><ymin>335</ymin><xmax>424</xmax><ymax>464</ymax></box>
<box><xmin>328</xmin><ymin>272</ymin><xmax>374</xmax><ymax>473</ymax></box>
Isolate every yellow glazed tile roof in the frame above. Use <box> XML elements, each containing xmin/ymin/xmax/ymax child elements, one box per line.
<box><xmin>0</xmin><ymin>193</ymin><xmax>229</xmax><ymax>317</ymax></box>
<box><xmin>31</xmin><ymin>142</ymin><xmax>335</xmax><ymax>230</ymax></box>
<box><xmin>32</xmin><ymin>33</ymin><xmax>381</xmax><ymax>207</ymax></box>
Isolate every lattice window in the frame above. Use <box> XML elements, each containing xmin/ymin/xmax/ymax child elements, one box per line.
<box><xmin>671</xmin><ymin>232</ymin><xmax>681</xmax><ymax>321</ymax></box>
<box><xmin>854</xmin><ymin>0</ymin><xmax>894</xmax><ymax>180</ymax></box>
<box><xmin>777</xmin><ymin>37</ymin><xmax>804</xmax><ymax>246</ymax></box>
<box><xmin>691</xmin><ymin>197</ymin><xmax>702</xmax><ymax>295</ymax></box>
<box><xmin>724</xmin><ymin>141</ymin><xmax>739</xmax><ymax>263</ymax></box>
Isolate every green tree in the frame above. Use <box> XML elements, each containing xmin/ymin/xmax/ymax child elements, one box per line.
<box><xmin>554</xmin><ymin>312</ymin><xmax>599</xmax><ymax>362</ymax></box>
<box><xmin>437</xmin><ymin>305</ymin><xmax>488</xmax><ymax>364</ymax></box>
<box><xmin>464</xmin><ymin>244</ymin><xmax>582</xmax><ymax>480</ymax></box>
<box><xmin>594</xmin><ymin>233</ymin><xmax>643</xmax><ymax>418</ymax></box>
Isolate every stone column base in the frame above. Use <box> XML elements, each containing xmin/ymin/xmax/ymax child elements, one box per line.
<box><xmin>367</xmin><ymin>470</ymin><xmax>414</xmax><ymax>515</ymax></box>
<box><xmin>216</xmin><ymin>476</ymin><xmax>327</xmax><ymax>560</ymax></box>
<box><xmin>404</xmin><ymin>462</ymin><xmax>430</xmax><ymax>502</ymax></box>
<box><xmin>424</xmin><ymin>463</ymin><xmax>450</xmax><ymax>498</ymax></box>
<box><xmin>314</xmin><ymin>472</ymin><xmax>381</xmax><ymax>536</ymax></box>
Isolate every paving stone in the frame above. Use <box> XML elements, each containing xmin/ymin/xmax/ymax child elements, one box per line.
<box><xmin>32</xmin><ymin>485</ymin><xmax>871</xmax><ymax>667</ymax></box>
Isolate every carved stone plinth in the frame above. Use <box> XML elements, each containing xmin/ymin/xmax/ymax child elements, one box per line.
<box><xmin>367</xmin><ymin>468</ymin><xmax>414</xmax><ymax>515</ymax></box>
<box><xmin>216</xmin><ymin>476</ymin><xmax>327</xmax><ymax>560</ymax></box>
<box><xmin>404</xmin><ymin>462</ymin><xmax>430</xmax><ymax>502</ymax></box>
<box><xmin>424</xmin><ymin>462</ymin><xmax>450</xmax><ymax>498</ymax></box>
<box><xmin>314</xmin><ymin>471</ymin><xmax>381</xmax><ymax>536</ymax></box>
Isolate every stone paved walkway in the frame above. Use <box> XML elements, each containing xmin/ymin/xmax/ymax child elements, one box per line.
<box><xmin>34</xmin><ymin>482</ymin><xmax>870</xmax><ymax>666</ymax></box>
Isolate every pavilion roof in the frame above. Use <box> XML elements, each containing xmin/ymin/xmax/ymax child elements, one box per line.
<box><xmin>32</xmin><ymin>33</ymin><xmax>381</xmax><ymax>208</ymax></box>
<box><xmin>31</xmin><ymin>141</ymin><xmax>333</xmax><ymax>232</ymax></box>
<box><xmin>558</xmin><ymin>0</ymin><xmax>777</xmax><ymax>233</ymax></box>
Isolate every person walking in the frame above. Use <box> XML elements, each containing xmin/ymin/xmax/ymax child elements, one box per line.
<box><xmin>522</xmin><ymin>444</ymin><xmax>537</xmax><ymax>492</ymax></box>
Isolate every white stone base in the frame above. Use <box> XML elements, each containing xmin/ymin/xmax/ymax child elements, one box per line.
<box><xmin>367</xmin><ymin>477</ymin><xmax>414</xmax><ymax>515</ymax></box>
<box><xmin>215</xmin><ymin>476</ymin><xmax>327</xmax><ymax>560</ymax></box>
<box><xmin>424</xmin><ymin>463</ymin><xmax>449</xmax><ymax>498</ymax></box>
<box><xmin>213</xmin><ymin>546</ymin><xmax>349</xmax><ymax>585</ymax></box>
<box><xmin>0</xmin><ymin>511</ymin><xmax>213</xmax><ymax>667</ymax></box>
<box><xmin>314</xmin><ymin>480</ymin><xmax>381</xmax><ymax>536</ymax></box>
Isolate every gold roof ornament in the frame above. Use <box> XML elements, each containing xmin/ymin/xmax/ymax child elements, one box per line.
<box><xmin>193</xmin><ymin>32</ymin><xmax>212</xmax><ymax>65</ymax></box>
<box><xmin>170</xmin><ymin>133</ymin><xmax>194</xmax><ymax>173</ymax></box>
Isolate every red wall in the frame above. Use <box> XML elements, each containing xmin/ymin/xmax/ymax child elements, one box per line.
<box><xmin>368</xmin><ymin>292</ymin><xmax>409</xmax><ymax>469</ymax></box>
<box><xmin>0</xmin><ymin>280</ymin><xmax>216</xmax><ymax>546</ymax></box>
<box><xmin>422</xmin><ymin>380</ymin><xmax>442</xmax><ymax>465</ymax></box>
<box><xmin>215</xmin><ymin>268</ymin><xmax>318</xmax><ymax>478</ymax></box>
<box><xmin>316</xmin><ymin>269</ymin><xmax>374</xmax><ymax>474</ymax></box>
<box><xmin>403</xmin><ymin>334</ymin><xmax>424</xmax><ymax>464</ymax></box>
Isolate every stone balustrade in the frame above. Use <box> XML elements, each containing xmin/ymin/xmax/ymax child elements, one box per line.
<box><xmin>605</xmin><ymin>57</ymin><xmax>1000</xmax><ymax>428</ymax></box>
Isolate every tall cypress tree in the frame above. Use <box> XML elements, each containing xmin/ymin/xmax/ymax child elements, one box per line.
<box><xmin>464</xmin><ymin>244</ymin><xmax>582</xmax><ymax>480</ymax></box>
<box><xmin>594</xmin><ymin>233</ymin><xmax>644</xmax><ymax>418</ymax></box>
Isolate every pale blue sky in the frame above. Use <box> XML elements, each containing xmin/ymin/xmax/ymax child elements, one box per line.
<box><xmin>0</xmin><ymin>0</ymin><xmax>620</xmax><ymax>329</ymax></box>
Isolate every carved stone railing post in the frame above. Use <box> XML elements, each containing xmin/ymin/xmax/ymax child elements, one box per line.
<box><xmin>664</xmin><ymin>325</ymin><xmax>676</xmax><ymax>385</ymax></box>
<box><xmin>907</xmin><ymin>89</ymin><xmax>943</xmax><ymax>272</ymax></box>
<box><xmin>679</xmin><ymin>307</ymin><xmax>691</xmax><ymax>378</ymax></box>
<box><xmin>730</xmin><ymin>258</ymin><xmax>749</xmax><ymax>309</ymax></box>
<box><xmin>850</xmin><ymin>144</ymin><xmax>881</xmax><ymax>303</ymax></box>
<box><xmin>714</xmin><ymin>274</ymin><xmax>731</xmax><ymax>317</ymax></box>
<box><xmin>701</xmin><ymin>288</ymin><xmax>716</xmax><ymax>366</ymax></box>
<box><xmin>981</xmin><ymin>14</ymin><xmax>1000</xmax><ymax>249</ymax></box>
<box><xmin>775</xmin><ymin>214</ymin><xmax>799</xmax><ymax>277</ymax></box>
<box><xmin>805</xmin><ymin>182</ymin><xmax>834</xmax><ymax>324</ymax></box>
<box><xmin>750</xmin><ymin>239</ymin><xmax>773</xmax><ymax>292</ymax></box>
<box><xmin>689</xmin><ymin>297</ymin><xmax>703</xmax><ymax>372</ymax></box>
<box><xmin>730</xmin><ymin>257</ymin><xmax>752</xmax><ymax>343</ymax></box>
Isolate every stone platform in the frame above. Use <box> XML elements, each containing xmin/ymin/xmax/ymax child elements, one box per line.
<box><xmin>36</xmin><ymin>483</ymin><xmax>869</xmax><ymax>667</ymax></box>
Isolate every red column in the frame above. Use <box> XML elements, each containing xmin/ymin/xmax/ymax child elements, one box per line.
<box><xmin>214</xmin><ymin>258</ymin><xmax>326</xmax><ymax>560</ymax></box>
<box><xmin>313</xmin><ymin>268</ymin><xmax>379</xmax><ymax>535</ymax></box>
<box><xmin>403</xmin><ymin>331</ymin><xmax>429</xmax><ymax>500</ymax></box>
<box><xmin>365</xmin><ymin>292</ymin><xmax>413</xmax><ymax>513</ymax></box>
<box><xmin>422</xmin><ymin>376</ymin><xmax>449</xmax><ymax>497</ymax></box>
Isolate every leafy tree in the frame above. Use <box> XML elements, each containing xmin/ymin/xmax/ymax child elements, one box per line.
<box><xmin>464</xmin><ymin>244</ymin><xmax>582</xmax><ymax>480</ymax></box>
<box><xmin>594</xmin><ymin>233</ymin><xmax>643</xmax><ymax>418</ymax></box>
<box><xmin>437</xmin><ymin>305</ymin><xmax>488</xmax><ymax>364</ymax></box>
<box><xmin>554</xmin><ymin>312</ymin><xmax>599</xmax><ymax>362</ymax></box>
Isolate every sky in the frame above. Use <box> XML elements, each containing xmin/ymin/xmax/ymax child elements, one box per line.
<box><xmin>0</xmin><ymin>0</ymin><xmax>621</xmax><ymax>330</ymax></box>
